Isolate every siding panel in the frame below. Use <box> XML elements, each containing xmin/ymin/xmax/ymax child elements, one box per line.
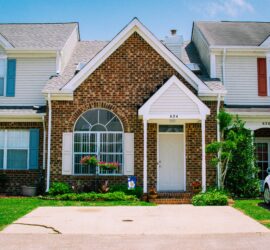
<box><xmin>0</xmin><ymin>57</ymin><xmax>56</xmax><ymax>105</ymax></box>
<box><xmin>149</xmin><ymin>83</ymin><xmax>200</xmax><ymax>115</ymax></box>
<box><xmin>216</xmin><ymin>55</ymin><xmax>270</xmax><ymax>105</ymax></box>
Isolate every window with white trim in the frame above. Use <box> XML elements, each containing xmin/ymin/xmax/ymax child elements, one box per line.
<box><xmin>0</xmin><ymin>57</ymin><xmax>6</xmax><ymax>96</ymax></box>
<box><xmin>74</xmin><ymin>109</ymin><xmax>123</xmax><ymax>175</ymax></box>
<box><xmin>0</xmin><ymin>130</ymin><xmax>29</xmax><ymax>170</ymax></box>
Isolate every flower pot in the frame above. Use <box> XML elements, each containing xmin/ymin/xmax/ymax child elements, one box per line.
<box><xmin>22</xmin><ymin>186</ymin><xmax>37</xmax><ymax>197</ymax></box>
<box><xmin>148</xmin><ymin>194</ymin><xmax>158</xmax><ymax>199</ymax></box>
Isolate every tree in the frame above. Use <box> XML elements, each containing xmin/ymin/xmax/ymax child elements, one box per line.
<box><xmin>207</xmin><ymin>110</ymin><xmax>260</xmax><ymax>197</ymax></box>
<box><xmin>225</xmin><ymin>119</ymin><xmax>260</xmax><ymax>197</ymax></box>
<box><xmin>206</xmin><ymin>110</ymin><xmax>236</xmax><ymax>190</ymax></box>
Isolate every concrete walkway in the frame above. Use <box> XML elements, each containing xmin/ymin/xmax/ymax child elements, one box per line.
<box><xmin>1</xmin><ymin>233</ymin><xmax>270</xmax><ymax>250</ymax></box>
<box><xmin>2</xmin><ymin>205</ymin><xmax>269</xmax><ymax>235</ymax></box>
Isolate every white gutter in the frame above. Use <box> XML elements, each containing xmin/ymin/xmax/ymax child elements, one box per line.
<box><xmin>216</xmin><ymin>93</ymin><xmax>221</xmax><ymax>189</ymax></box>
<box><xmin>42</xmin><ymin>116</ymin><xmax>46</xmax><ymax>170</ymax></box>
<box><xmin>46</xmin><ymin>93</ymin><xmax>52</xmax><ymax>192</ymax></box>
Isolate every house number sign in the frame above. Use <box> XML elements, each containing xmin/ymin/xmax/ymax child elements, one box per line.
<box><xmin>170</xmin><ymin>114</ymin><xmax>179</xmax><ymax>118</ymax></box>
<box><xmin>262</xmin><ymin>122</ymin><xmax>270</xmax><ymax>126</ymax></box>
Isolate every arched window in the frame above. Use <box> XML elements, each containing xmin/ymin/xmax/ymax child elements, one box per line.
<box><xmin>74</xmin><ymin>109</ymin><xmax>123</xmax><ymax>175</ymax></box>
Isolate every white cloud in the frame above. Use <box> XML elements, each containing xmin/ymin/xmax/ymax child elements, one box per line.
<box><xmin>205</xmin><ymin>0</ymin><xmax>254</xmax><ymax>17</ymax></box>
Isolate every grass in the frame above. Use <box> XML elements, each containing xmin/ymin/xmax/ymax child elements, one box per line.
<box><xmin>233</xmin><ymin>199</ymin><xmax>270</xmax><ymax>229</ymax></box>
<box><xmin>0</xmin><ymin>197</ymin><xmax>152</xmax><ymax>231</ymax></box>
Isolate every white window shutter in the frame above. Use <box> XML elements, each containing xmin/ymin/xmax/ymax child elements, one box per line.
<box><xmin>62</xmin><ymin>132</ymin><xmax>73</xmax><ymax>175</ymax></box>
<box><xmin>124</xmin><ymin>133</ymin><xmax>134</xmax><ymax>175</ymax></box>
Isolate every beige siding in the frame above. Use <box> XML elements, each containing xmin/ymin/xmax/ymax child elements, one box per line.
<box><xmin>0</xmin><ymin>57</ymin><xmax>56</xmax><ymax>105</ymax></box>
<box><xmin>61</xmin><ymin>27</ymin><xmax>78</xmax><ymax>72</ymax></box>
<box><xmin>216</xmin><ymin>55</ymin><xmax>270</xmax><ymax>105</ymax></box>
<box><xmin>192</xmin><ymin>26</ymin><xmax>210</xmax><ymax>75</ymax></box>
<box><xmin>149</xmin><ymin>83</ymin><xmax>200</xmax><ymax>115</ymax></box>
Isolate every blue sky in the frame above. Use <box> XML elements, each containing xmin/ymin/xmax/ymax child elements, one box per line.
<box><xmin>0</xmin><ymin>0</ymin><xmax>269</xmax><ymax>41</ymax></box>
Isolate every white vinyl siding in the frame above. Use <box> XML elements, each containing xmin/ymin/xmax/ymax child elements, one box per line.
<box><xmin>60</xmin><ymin>27</ymin><xmax>78</xmax><ymax>72</ymax></box>
<box><xmin>149</xmin><ymin>83</ymin><xmax>200</xmax><ymax>115</ymax></box>
<box><xmin>216</xmin><ymin>55</ymin><xmax>270</xmax><ymax>105</ymax></box>
<box><xmin>192</xmin><ymin>26</ymin><xmax>210</xmax><ymax>75</ymax></box>
<box><xmin>0</xmin><ymin>57</ymin><xmax>56</xmax><ymax>105</ymax></box>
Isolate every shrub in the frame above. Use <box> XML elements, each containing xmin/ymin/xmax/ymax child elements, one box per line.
<box><xmin>44</xmin><ymin>191</ymin><xmax>138</xmax><ymax>202</ymax></box>
<box><xmin>48</xmin><ymin>182</ymin><xmax>72</xmax><ymax>196</ymax></box>
<box><xmin>225</xmin><ymin>119</ymin><xmax>260</xmax><ymax>198</ymax></box>
<box><xmin>110</xmin><ymin>184</ymin><xmax>143</xmax><ymax>198</ymax></box>
<box><xmin>192</xmin><ymin>189</ymin><xmax>228</xmax><ymax>206</ymax></box>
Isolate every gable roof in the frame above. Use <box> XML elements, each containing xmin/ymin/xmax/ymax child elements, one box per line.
<box><xmin>139</xmin><ymin>75</ymin><xmax>210</xmax><ymax>119</ymax></box>
<box><xmin>194</xmin><ymin>21</ymin><xmax>270</xmax><ymax>46</ymax></box>
<box><xmin>55</xmin><ymin>18</ymin><xmax>211</xmax><ymax>95</ymax></box>
<box><xmin>0</xmin><ymin>22</ymin><xmax>78</xmax><ymax>50</ymax></box>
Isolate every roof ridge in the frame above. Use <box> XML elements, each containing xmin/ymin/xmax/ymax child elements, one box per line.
<box><xmin>0</xmin><ymin>22</ymin><xmax>78</xmax><ymax>25</ymax></box>
<box><xmin>195</xmin><ymin>20</ymin><xmax>270</xmax><ymax>24</ymax></box>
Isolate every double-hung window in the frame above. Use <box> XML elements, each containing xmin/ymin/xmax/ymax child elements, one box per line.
<box><xmin>0</xmin><ymin>130</ymin><xmax>29</xmax><ymax>170</ymax></box>
<box><xmin>0</xmin><ymin>56</ymin><xmax>7</xmax><ymax>96</ymax></box>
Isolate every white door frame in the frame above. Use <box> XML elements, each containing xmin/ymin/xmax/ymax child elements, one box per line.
<box><xmin>156</xmin><ymin>123</ymin><xmax>186</xmax><ymax>192</ymax></box>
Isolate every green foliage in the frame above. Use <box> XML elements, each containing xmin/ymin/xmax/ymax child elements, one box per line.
<box><xmin>48</xmin><ymin>182</ymin><xmax>72</xmax><ymax>196</ymax></box>
<box><xmin>218</xmin><ymin>110</ymin><xmax>233</xmax><ymax>132</ymax></box>
<box><xmin>192</xmin><ymin>189</ymin><xmax>228</xmax><ymax>206</ymax></box>
<box><xmin>225</xmin><ymin>118</ymin><xmax>260</xmax><ymax>198</ymax></box>
<box><xmin>45</xmin><ymin>191</ymin><xmax>138</xmax><ymax>202</ymax></box>
<box><xmin>110</xmin><ymin>184</ymin><xmax>143</xmax><ymax>199</ymax></box>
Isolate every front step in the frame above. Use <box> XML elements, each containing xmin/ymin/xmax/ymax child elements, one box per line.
<box><xmin>149</xmin><ymin>192</ymin><xmax>192</xmax><ymax>204</ymax></box>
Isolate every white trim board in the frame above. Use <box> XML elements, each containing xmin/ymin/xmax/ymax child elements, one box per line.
<box><xmin>59</xmin><ymin>18</ymin><xmax>211</xmax><ymax>95</ymax></box>
<box><xmin>139</xmin><ymin>75</ymin><xmax>210</xmax><ymax>119</ymax></box>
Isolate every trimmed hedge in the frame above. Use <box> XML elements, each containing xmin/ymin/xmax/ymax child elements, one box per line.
<box><xmin>42</xmin><ymin>191</ymin><xmax>138</xmax><ymax>202</ymax></box>
<box><xmin>192</xmin><ymin>189</ymin><xmax>228</xmax><ymax>206</ymax></box>
<box><xmin>110</xmin><ymin>184</ymin><xmax>143</xmax><ymax>199</ymax></box>
<box><xmin>48</xmin><ymin>182</ymin><xmax>72</xmax><ymax>196</ymax></box>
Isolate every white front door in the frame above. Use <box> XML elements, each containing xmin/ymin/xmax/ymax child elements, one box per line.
<box><xmin>158</xmin><ymin>133</ymin><xmax>184</xmax><ymax>191</ymax></box>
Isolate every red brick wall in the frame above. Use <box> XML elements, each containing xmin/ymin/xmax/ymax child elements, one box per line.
<box><xmin>254</xmin><ymin>128</ymin><xmax>270</xmax><ymax>137</ymax></box>
<box><xmin>0</xmin><ymin>122</ymin><xmax>44</xmax><ymax>195</ymax></box>
<box><xmin>48</xmin><ymin>32</ymin><xmax>218</xmax><ymax>192</ymax></box>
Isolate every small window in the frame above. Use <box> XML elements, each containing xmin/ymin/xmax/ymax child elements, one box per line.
<box><xmin>159</xmin><ymin>125</ymin><xmax>184</xmax><ymax>133</ymax></box>
<box><xmin>0</xmin><ymin>130</ymin><xmax>29</xmax><ymax>170</ymax></box>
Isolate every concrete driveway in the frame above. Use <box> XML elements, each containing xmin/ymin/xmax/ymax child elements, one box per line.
<box><xmin>1</xmin><ymin>205</ymin><xmax>269</xmax><ymax>235</ymax></box>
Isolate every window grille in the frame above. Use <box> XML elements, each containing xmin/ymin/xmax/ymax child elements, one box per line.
<box><xmin>74</xmin><ymin>109</ymin><xmax>123</xmax><ymax>175</ymax></box>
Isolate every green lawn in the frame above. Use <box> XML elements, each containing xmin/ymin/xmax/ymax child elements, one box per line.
<box><xmin>0</xmin><ymin>197</ymin><xmax>152</xmax><ymax>231</ymax></box>
<box><xmin>233</xmin><ymin>199</ymin><xmax>270</xmax><ymax>229</ymax></box>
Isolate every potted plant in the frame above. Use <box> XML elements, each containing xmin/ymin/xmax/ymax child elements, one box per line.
<box><xmin>148</xmin><ymin>187</ymin><xmax>158</xmax><ymax>199</ymax></box>
<box><xmin>80</xmin><ymin>155</ymin><xmax>98</xmax><ymax>174</ymax></box>
<box><xmin>22</xmin><ymin>183</ymin><xmax>37</xmax><ymax>197</ymax></box>
<box><xmin>98</xmin><ymin>161</ymin><xmax>119</xmax><ymax>174</ymax></box>
<box><xmin>191</xmin><ymin>181</ymin><xmax>201</xmax><ymax>194</ymax></box>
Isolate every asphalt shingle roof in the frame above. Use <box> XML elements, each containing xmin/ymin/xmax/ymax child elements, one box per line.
<box><xmin>44</xmin><ymin>40</ymin><xmax>108</xmax><ymax>92</ymax></box>
<box><xmin>0</xmin><ymin>23</ymin><xmax>78</xmax><ymax>49</ymax></box>
<box><xmin>195</xmin><ymin>21</ymin><xmax>270</xmax><ymax>46</ymax></box>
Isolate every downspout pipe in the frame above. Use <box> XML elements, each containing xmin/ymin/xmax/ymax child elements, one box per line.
<box><xmin>42</xmin><ymin>116</ymin><xmax>46</xmax><ymax>170</ymax></box>
<box><xmin>46</xmin><ymin>93</ymin><xmax>52</xmax><ymax>192</ymax></box>
<box><xmin>216</xmin><ymin>93</ymin><xmax>221</xmax><ymax>189</ymax></box>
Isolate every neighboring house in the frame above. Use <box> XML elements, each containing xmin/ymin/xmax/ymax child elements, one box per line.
<box><xmin>0</xmin><ymin>18</ymin><xmax>228</xmax><ymax>197</ymax></box>
<box><xmin>192</xmin><ymin>21</ymin><xmax>270</xmax><ymax>186</ymax></box>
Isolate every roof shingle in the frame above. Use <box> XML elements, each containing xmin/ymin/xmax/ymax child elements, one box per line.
<box><xmin>0</xmin><ymin>23</ymin><xmax>78</xmax><ymax>49</ymax></box>
<box><xmin>195</xmin><ymin>21</ymin><xmax>270</xmax><ymax>46</ymax></box>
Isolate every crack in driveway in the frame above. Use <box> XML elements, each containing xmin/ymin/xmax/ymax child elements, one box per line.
<box><xmin>13</xmin><ymin>223</ymin><xmax>61</xmax><ymax>234</ymax></box>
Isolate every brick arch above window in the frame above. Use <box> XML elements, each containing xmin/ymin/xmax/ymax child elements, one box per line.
<box><xmin>69</xmin><ymin>101</ymin><xmax>130</xmax><ymax>132</ymax></box>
